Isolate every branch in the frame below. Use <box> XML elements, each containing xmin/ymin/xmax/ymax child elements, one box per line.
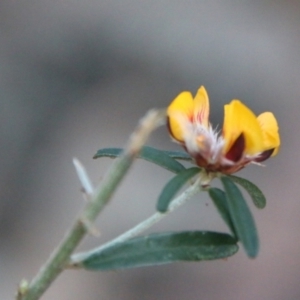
<box><xmin>17</xmin><ymin>109</ymin><xmax>165</xmax><ymax>300</ymax></box>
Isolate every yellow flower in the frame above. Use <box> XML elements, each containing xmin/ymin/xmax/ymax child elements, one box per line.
<box><xmin>167</xmin><ymin>86</ymin><xmax>280</xmax><ymax>174</ymax></box>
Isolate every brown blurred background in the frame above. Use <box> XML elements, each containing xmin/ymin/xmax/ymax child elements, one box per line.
<box><xmin>0</xmin><ymin>1</ymin><xmax>298</xmax><ymax>299</ymax></box>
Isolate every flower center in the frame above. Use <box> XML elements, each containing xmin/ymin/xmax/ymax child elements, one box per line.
<box><xmin>184</xmin><ymin>123</ymin><xmax>225</xmax><ymax>165</ymax></box>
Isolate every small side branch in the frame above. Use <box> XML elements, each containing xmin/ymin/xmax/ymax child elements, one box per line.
<box><xmin>70</xmin><ymin>177</ymin><xmax>202</xmax><ymax>267</ymax></box>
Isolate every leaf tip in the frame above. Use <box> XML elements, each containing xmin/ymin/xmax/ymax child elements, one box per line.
<box><xmin>247</xmin><ymin>251</ymin><xmax>259</xmax><ymax>259</ymax></box>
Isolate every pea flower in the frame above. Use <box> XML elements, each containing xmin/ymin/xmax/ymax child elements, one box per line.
<box><xmin>167</xmin><ymin>86</ymin><xmax>280</xmax><ymax>174</ymax></box>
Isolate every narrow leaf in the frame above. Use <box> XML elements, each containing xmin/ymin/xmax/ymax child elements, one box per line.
<box><xmin>157</xmin><ymin>167</ymin><xmax>200</xmax><ymax>212</ymax></box>
<box><xmin>208</xmin><ymin>188</ymin><xmax>236</xmax><ymax>237</ymax></box>
<box><xmin>221</xmin><ymin>176</ymin><xmax>259</xmax><ymax>258</ymax></box>
<box><xmin>141</xmin><ymin>146</ymin><xmax>186</xmax><ymax>173</ymax></box>
<box><xmin>162</xmin><ymin>150</ymin><xmax>192</xmax><ymax>161</ymax></box>
<box><xmin>94</xmin><ymin>146</ymin><xmax>186</xmax><ymax>174</ymax></box>
<box><xmin>93</xmin><ymin>147</ymin><xmax>123</xmax><ymax>159</ymax></box>
<box><xmin>79</xmin><ymin>231</ymin><xmax>239</xmax><ymax>270</ymax></box>
<box><xmin>229</xmin><ymin>175</ymin><xmax>266</xmax><ymax>209</ymax></box>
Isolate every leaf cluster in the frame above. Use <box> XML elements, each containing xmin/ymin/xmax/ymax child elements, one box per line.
<box><xmin>79</xmin><ymin>146</ymin><xmax>267</xmax><ymax>270</ymax></box>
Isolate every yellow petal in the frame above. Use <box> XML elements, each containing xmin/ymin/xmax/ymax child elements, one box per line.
<box><xmin>223</xmin><ymin>100</ymin><xmax>264</xmax><ymax>156</ymax></box>
<box><xmin>167</xmin><ymin>91</ymin><xmax>194</xmax><ymax>142</ymax></box>
<box><xmin>257</xmin><ymin>112</ymin><xmax>280</xmax><ymax>156</ymax></box>
<box><xmin>193</xmin><ymin>86</ymin><xmax>210</xmax><ymax>128</ymax></box>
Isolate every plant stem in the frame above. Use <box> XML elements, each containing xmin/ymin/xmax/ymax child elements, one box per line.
<box><xmin>17</xmin><ymin>110</ymin><xmax>165</xmax><ymax>300</ymax></box>
<box><xmin>70</xmin><ymin>177</ymin><xmax>202</xmax><ymax>266</ymax></box>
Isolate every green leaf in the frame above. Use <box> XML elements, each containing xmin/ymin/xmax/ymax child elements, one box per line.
<box><xmin>93</xmin><ymin>147</ymin><xmax>123</xmax><ymax>159</ymax></box>
<box><xmin>221</xmin><ymin>176</ymin><xmax>259</xmax><ymax>258</ymax></box>
<box><xmin>93</xmin><ymin>146</ymin><xmax>186</xmax><ymax>174</ymax></box>
<box><xmin>162</xmin><ymin>150</ymin><xmax>192</xmax><ymax>161</ymax></box>
<box><xmin>156</xmin><ymin>167</ymin><xmax>200</xmax><ymax>212</ymax></box>
<box><xmin>229</xmin><ymin>175</ymin><xmax>266</xmax><ymax>209</ymax></box>
<box><xmin>208</xmin><ymin>188</ymin><xmax>236</xmax><ymax>237</ymax></box>
<box><xmin>80</xmin><ymin>231</ymin><xmax>239</xmax><ymax>270</ymax></box>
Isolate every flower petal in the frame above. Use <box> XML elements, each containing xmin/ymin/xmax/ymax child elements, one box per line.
<box><xmin>223</xmin><ymin>100</ymin><xmax>264</xmax><ymax>156</ymax></box>
<box><xmin>193</xmin><ymin>86</ymin><xmax>210</xmax><ymax>128</ymax></box>
<box><xmin>257</xmin><ymin>112</ymin><xmax>280</xmax><ymax>156</ymax></box>
<box><xmin>167</xmin><ymin>91</ymin><xmax>194</xmax><ymax>142</ymax></box>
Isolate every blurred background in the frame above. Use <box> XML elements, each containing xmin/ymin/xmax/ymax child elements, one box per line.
<box><xmin>0</xmin><ymin>1</ymin><xmax>298</xmax><ymax>299</ymax></box>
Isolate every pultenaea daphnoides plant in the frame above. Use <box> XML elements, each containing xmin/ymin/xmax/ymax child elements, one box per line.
<box><xmin>87</xmin><ymin>84</ymin><xmax>280</xmax><ymax>270</ymax></box>
<box><xmin>17</xmin><ymin>85</ymin><xmax>280</xmax><ymax>300</ymax></box>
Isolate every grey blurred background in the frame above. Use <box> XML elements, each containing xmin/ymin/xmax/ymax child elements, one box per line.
<box><xmin>0</xmin><ymin>1</ymin><xmax>298</xmax><ymax>299</ymax></box>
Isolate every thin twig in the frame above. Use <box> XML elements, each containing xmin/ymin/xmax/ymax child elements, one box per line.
<box><xmin>70</xmin><ymin>177</ymin><xmax>202</xmax><ymax>267</ymax></box>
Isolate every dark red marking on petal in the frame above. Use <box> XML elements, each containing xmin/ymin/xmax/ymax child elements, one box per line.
<box><xmin>225</xmin><ymin>133</ymin><xmax>245</xmax><ymax>162</ymax></box>
<box><xmin>194</xmin><ymin>108</ymin><xmax>205</xmax><ymax>124</ymax></box>
<box><xmin>194</xmin><ymin>153</ymin><xmax>209</xmax><ymax>168</ymax></box>
<box><xmin>254</xmin><ymin>148</ymin><xmax>274</xmax><ymax>163</ymax></box>
<box><xmin>221</xmin><ymin>164</ymin><xmax>245</xmax><ymax>175</ymax></box>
